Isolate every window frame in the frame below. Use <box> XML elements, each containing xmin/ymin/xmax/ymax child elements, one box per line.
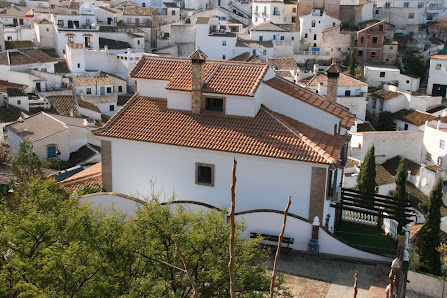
<box><xmin>440</xmin><ymin>139</ymin><xmax>445</xmax><ymax>149</ymax></box>
<box><xmin>195</xmin><ymin>162</ymin><xmax>215</xmax><ymax>186</ymax></box>
<box><xmin>204</xmin><ymin>97</ymin><xmax>225</xmax><ymax>112</ymax></box>
<box><xmin>438</xmin><ymin>157</ymin><xmax>443</xmax><ymax>166</ymax></box>
<box><xmin>106</xmin><ymin>87</ymin><xmax>112</xmax><ymax>93</ymax></box>
<box><xmin>380</xmin><ymin>72</ymin><xmax>386</xmax><ymax>77</ymax></box>
<box><xmin>47</xmin><ymin>144</ymin><xmax>57</xmax><ymax>159</ymax></box>
<box><xmin>426</xmin><ymin>152</ymin><xmax>432</xmax><ymax>161</ymax></box>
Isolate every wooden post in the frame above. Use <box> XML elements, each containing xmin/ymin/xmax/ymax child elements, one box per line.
<box><xmin>353</xmin><ymin>272</ymin><xmax>358</xmax><ymax>298</ymax></box>
<box><xmin>270</xmin><ymin>196</ymin><xmax>292</xmax><ymax>298</ymax></box>
<box><xmin>173</xmin><ymin>237</ymin><xmax>199</xmax><ymax>298</ymax></box>
<box><xmin>229</xmin><ymin>158</ymin><xmax>237</xmax><ymax>298</ymax></box>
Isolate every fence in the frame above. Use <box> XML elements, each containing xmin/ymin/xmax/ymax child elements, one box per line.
<box><xmin>382</xmin><ymin>216</ymin><xmax>399</xmax><ymax>240</ymax></box>
<box><xmin>342</xmin><ymin>207</ymin><xmax>377</xmax><ymax>226</ymax></box>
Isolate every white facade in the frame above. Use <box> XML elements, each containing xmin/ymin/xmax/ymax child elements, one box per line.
<box><xmin>299</xmin><ymin>10</ymin><xmax>341</xmax><ymax>49</ymax></box>
<box><xmin>364</xmin><ymin>65</ymin><xmax>420</xmax><ymax>92</ymax></box>
<box><xmin>422</xmin><ymin>121</ymin><xmax>447</xmax><ymax>170</ymax></box>
<box><xmin>252</xmin><ymin>1</ymin><xmax>297</xmax><ymax>25</ymax></box>
<box><xmin>427</xmin><ymin>56</ymin><xmax>447</xmax><ymax>97</ymax></box>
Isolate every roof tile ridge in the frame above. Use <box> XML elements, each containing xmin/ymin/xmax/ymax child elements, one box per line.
<box><xmin>93</xmin><ymin>93</ymin><xmax>140</xmax><ymax>134</ymax></box>
<box><xmin>305</xmin><ymin>73</ymin><xmax>319</xmax><ymax>86</ymax></box>
<box><xmin>60</xmin><ymin>172</ymin><xmax>102</xmax><ymax>185</ymax></box>
<box><xmin>45</xmin><ymin>112</ymin><xmax>69</xmax><ymax>128</ymax></box>
<box><xmin>260</xmin><ymin>106</ymin><xmax>334</xmax><ymax>164</ymax></box>
<box><xmin>204</xmin><ymin>64</ymin><xmax>221</xmax><ymax>86</ymax></box>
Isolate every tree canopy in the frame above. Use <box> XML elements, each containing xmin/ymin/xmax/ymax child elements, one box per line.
<box><xmin>416</xmin><ymin>177</ymin><xmax>443</xmax><ymax>276</ymax></box>
<box><xmin>356</xmin><ymin>145</ymin><xmax>377</xmax><ymax>206</ymax></box>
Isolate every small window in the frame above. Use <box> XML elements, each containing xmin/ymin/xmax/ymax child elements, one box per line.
<box><xmin>86</xmin><ymin>88</ymin><xmax>92</xmax><ymax>94</ymax></box>
<box><xmin>263</xmin><ymin>50</ymin><xmax>266</xmax><ymax>55</ymax></box>
<box><xmin>418</xmin><ymin>2</ymin><xmax>424</xmax><ymax>8</ymax></box>
<box><xmin>404</xmin><ymin>124</ymin><xmax>408</xmax><ymax>130</ymax></box>
<box><xmin>17</xmin><ymin>100</ymin><xmax>21</xmax><ymax>105</ymax></box>
<box><xmin>118</xmin><ymin>86</ymin><xmax>123</xmax><ymax>93</ymax></box>
<box><xmin>426</xmin><ymin>152</ymin><xmax>432</xmax><ymax>161</ymax></box>
<box><xmin>311</xmin><ymin>20</ymin><xmax>316</xmax><ymax>27</ymax></box>
<box><xmin>376</xmin><ymin>9</ymin><xmax>379</xmax><ymax>14</ymax></box>
<box><xmin>77</xmin><ymin>63</ymin><xmax>81</xmax><ymax>68</ymax></box>
<box><xmin>196</xmin><ymin>163</ymin><xmax>214</xmax><ymax>186</ymax></box>
<box><xmin>222</xmin><ymin>40</ymin><xmax>226</xmax><ymax>46</ymax></box>
<box><xmin>291</xmin><ymin>36</ymin><xmax>294</xmax><ymax>40</ymax></box>
<box><xmin>172</xmin><ymin>10</ymin><xmax>176</xmax><ymax>16</ymax></box>
<box><xmin>404</xmin><ymin>2</ymin><xmax>409</xmax><ymax>7</ymax></box>
<box><xmin>291</xmin><ymin>17</ymin><xmax>296</xmax><ymax>23</ymax></box>
<box><xmin>440</xmin><ymin>140</ymin><xmax>445</xmax><ymax>149</ymax></box>
<box><xmin>380</xmin><ymin>72</ymin><xmax>386</xmax><ymax>77</ymax></box>
<box><xmin>46</xmin><ymin>28</ymin><xmax>49</xmax><ymax>32</ymax></box>
<box><xmin>222</xmin><ymin>55</ymin><xmax>226</xmax><ymax>59</ymax></box>
<box><xmin>109</xmin><ymin>104</ymin><xmax>114</xmax><ymax>112</ymax></box>
<box><xmin>259</xmin><ymin>36</ymin><xmax>263</xmax><ymax>41</ymax></box>
<box><xmin>47</xmin><ymin>145</ymin><xmax>56</xmax><ymax>159</ymax></box>
<box><xmin>313</xmin><ymin>34</ymin><xmax>317</xmax><ymax>40</ymax></box>
<box><xmin>372</xmin><ymin>36</ymin><xmax>378</xmax><ymax>44</ymax></box>
<box><xmin>436</xmin><ymin>64</ymin><xmax>441</xmax><ymax>70</ymax></box>
<box><xmin>409</xmin><ymin>13</ymin><xmax>415</xmax><ymax>19</ymax></box>
<box><xmin>379</xmin><ymin>25</ymin><xmax>384</xmax><ymax>31</ymax></box>
<box><xmin>371</xmin><ymin>98</ymin><xmax>376</xmax><ymax>109</ymax></box>
<box><xmin>280</xmin><ymin>36</ymin><xmax>285</xmax><ymax>40</ymax></box>
<box><xmin>68</xmin><ymin>36</ymin><xmax>74</xmax><ymax>43</ymax></box>
<box><xmin>205</xmin><ymin>97</ymin><xmax>224</xmax><ymax>112</ymax></box>
<box><xmin>292</xmin><ymin>7</ymin><xmax>296</xmax><ymax>13</ymax></box>
<box><xmin>385</xmin><ymin>2</ymin><xmax>391</xmax><ymax>7</ymax></box>
<box><xmin>358</xmin><ymin>50</ymin><xmax>363</xmax><ymax>57</ymax></box>
<box><xmin>438</xmin><ymin>157</ymin><xmax>443</xmax><ymax>166</ymax></box>
<box><xmin>19</xmin><ymin>19</ymin><xmax>24</xmax><ymax>25</ymax></box>
<box><xmin>361</xmin><ymin>36</ymin><xmax>364</xmax><ymax>43</ymax></box>
<box><xmin>345</xmin><ymin>90</ymin><xmax>351</xmax><ymax>96</ymax></box>
<box><xmin>305</xmin><ymin>33</ymin><xmax>308</xmax><ymax>38</ymax></box>
<box><xmin>406</xmin><ymin>80</ymin><xmax>410</xmax><ymax>83</ymax></box>
<box><xmin>379</xmin><ymin>100</ymin><xmax>384</xmax><ymax>111</ymax></box>
<box><xmin>137</xmin><ymin>40</ymin><xmax>140</xmax><ymax>45</ymax></box>
<box><xmin>106</xmin><ymin>87</ymin><xmax>112</xmax><ymax>93</ymax></box>
<box><xmin>142</xmin><ymin>3</ymin><xmax>146</xmax><ymax>7</ymax></box>
<box><xmin>390</xmin><ymin>46</ymin><xmax>393</xmax><ymax>50</ymax></box>
<box><xmin>371</xmin><ymin>51</ymin><xmax>376</xmax><ymax>58</ymax></box>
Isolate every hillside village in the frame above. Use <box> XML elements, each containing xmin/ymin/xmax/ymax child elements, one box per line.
<box><xmin>1</xmin><ymin>0</ymin><xmax>447</xmax><ymax>296</ymax></box>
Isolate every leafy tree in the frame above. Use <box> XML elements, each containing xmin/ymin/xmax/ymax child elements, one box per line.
<box><xmin>377</xmin><ymin>111</ymin><xmax>395</xmax><ymax>131</ymax></box>
<box><xmin>417</xmin><ymin>177</ymin><xmax>443</xmax><ymax>276</ymax></box>
<box><xmin>407</xmin><ymin>54</ymin><xmax>426</xmax><ymax>77</ymax></box>
<box><xmin>392</xmin><ymin>157</ymin><xmax>408</xmax><ymax>233</ymax></box>
<box><xmin>11</xmin><ymin>139</ymin><xmax>44</xmax><ymax>184</ymax></box>
<box><xmin>0</xmin><ymin>177</ymin><xmax>286</xmax><ymax>296</ymax></box>
<box><xmin>348</xmin><ymin>50</ymin><xmax>356</xmax><ymax>76</ymax></box>
<box><xmin>356</xmin><ymin>145</ymin><xmax>377</xmax><ymax>207</ymax></box>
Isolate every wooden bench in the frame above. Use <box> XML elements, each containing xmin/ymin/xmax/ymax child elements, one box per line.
<box><xmin>249</xmin><ymin>232</ymin><xmax>294</xmax><ymax>249</ymax></box>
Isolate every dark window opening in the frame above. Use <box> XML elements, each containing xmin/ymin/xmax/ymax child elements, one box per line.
<box><xmin>196</xmin><ymin>163</ymin><xmax>214</xmax><ymax>186</ymax></box>
<box><xmin>372</xmin><ymin>36</ymin><xmax>378</xmax><ymax>44</ymax></box>
<box><xmin>345</xmin><ymin>90</ymin><xmax>351</xmax><ymax>96</ymax></box>
<box><xmin>205</xmin><ymin>97</ymin><xmax>224</xmax><ymax>112</ymax></box>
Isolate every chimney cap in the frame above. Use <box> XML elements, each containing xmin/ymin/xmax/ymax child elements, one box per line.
<box><xmin>189</xmin><ymin>47</ymin><xmax>208</xmax><ymax>62</ymax></box>
<box><xmin>326</xmin><ymin>59</ymin><xmax>341</xmax><ymax>75</ymax></box>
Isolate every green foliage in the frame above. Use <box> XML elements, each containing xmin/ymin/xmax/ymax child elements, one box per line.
<box><xmin>377</xmin><ymin>111</ymin><xmax>395</xmax><ymax>131</ymax></box>
<box><xmin>76</xmin><ymin>183</ymin><xmax>105</xmax><ymax>196</ymax></box>
<box><xmin>348</xmin><ymin>50</ymin><xmax>356</xmax><ymax>76</ymax></box>
<box><xmin>417</xmin><ymin>177</ymin><xmax>443</xmax><ymax>276</ymax></box>
<box><xmin>392</xmin><ymin>157</ymin><xmax>408</xmax><ymax>234</ymax></box>
<box><xmin>407</xmin><ymin>54</ymin><xmax>426</xmax><ymax>77</ymax></box>
<box><xmin>11</xmin><ymin>140</ymin><xmax>44</xmax><ymax>184</ymax></box>
<box><xmin>0</xmin><ymin>177</ymin><xmax>286</xmax><ymax>297</ymax></box>
<box><xmin>356</xmin><ymin>145</ymin><xmax>377</xmax><ymax>207</ymax></box>
<box><xmin>44</xmin><ymin>159</ymin><xmax>71</xmax><ymax>171</ymax></box>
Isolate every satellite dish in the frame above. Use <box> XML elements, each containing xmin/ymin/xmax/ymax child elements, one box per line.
<box><xmin>421</xmin><ymin>178</ymin><xmax>427</xmax><ymax>186</ymax></box>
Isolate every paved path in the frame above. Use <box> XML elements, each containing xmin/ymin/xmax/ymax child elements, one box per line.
<box><xmin>265</xmin><ymin>251</ymin><xmax>385</xmax><ymax>297</ymax></box>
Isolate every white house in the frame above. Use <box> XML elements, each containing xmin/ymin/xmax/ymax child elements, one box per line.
<box><xmin>427</xmin><ymin>55</ymin><xmax>447</xmax><ymax>98</ymax></box>
<box><xmin>6</xmin><ymin>88</ymin><xmax>29</xmax><ymax>111</ymax></box>
<box><xmin>373</xmin><ymin>0</ymin><xmax>424</xmax><ymax>32</ymax></box>
<box><xmin>392</xmin><ymin>109</ymin><xmax>438</xmax><ymax>131</ymax></box>
<box><xmin>364</xmin><ymin>65</ymin><xmax>420</xmax><ymax>92</ymax></box>
<box><xmin>422</xmin><ymin>120</ymin><xmax>447</xmax><ymax>171</ymax></box>
<box><xmin>299</xmin><ymin>9</ymin><xmax>341</xmax><ymax>50</ymax></box>
<box><xmin>72</xmin><ymin>76</ymin><xmax>118</xmax><ymax>116</ymax></box>
<box><xmin>6</xmin><ymin>112</ymin><xmax>100</xmax><ymax>161</ymax></box>
<box><xmin>93</xmin><ymin>50</ymin><xmax>359</xmax><ymax>246</ymax></box>
<box><xmin>299</xmin><ymin>72</ymin><xmax>368</xmax><ymax>121</ymax></box>
<box><xmin>252</xmin><ymin>0</ymin><xmax>298</xmax><ymax>25</ymax></box>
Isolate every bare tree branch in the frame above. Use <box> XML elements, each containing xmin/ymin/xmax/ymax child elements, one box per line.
<box><xmin>353</xmin><ymin>272</ymin><xmax>358</xmax><ymax>298</ymax></box>
<box><xmin>229</xmin><ymin>158</ymin><xmax>237</xmax><ymax>298</ymax></box>
<box><xmin>173</xmin><ymin>237</ymin><xmax>199</xmax><ymax>298</ymax></box>
<box><xmin>270</xmin><ymin>195</ymin><xmax>291</xmax><ymax>298</ymax></box>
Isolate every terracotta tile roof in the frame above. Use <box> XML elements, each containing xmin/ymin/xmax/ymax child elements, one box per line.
<box><xmin>189</xmin><ymin>48</ymin><xmax>208</xmax><ymax>60</ymax></box>
<box><xmin>431</xmin><ymin>55</ymin><xmax>447</xmax><ymax>61</ymax></box>
<box><xmin>250</xmin><ymin>21</ymin><xmax>288</xmax><ymax>32</ymax></box>
<box><xmin>277</xmin><ymin>24</ymin><xmax>299</xmax><ymax>32</ymax></box>
<box><xmin>229</xmin><ymin>52</ymin><xmax>264</xmax><ymax>63</ymax></box>
<box><xmin>5</xmin><ymin>40</ymin><xmax>36</xmax><ymax>50</ymax></box>
<box><xmin>267</xmin><ymin>57</ymin><xmax>296</xmax><ymax>71</ymax></box>
<box><xmin>393</xmin><ymin>109</ymin><xmax>438</xmax><ymax>126</ymax></box>
<box><xmin>72</xmin><ymin>76</ymin><xmax>113</xmax><ymax>86</ymax></box>
<box><xmin>54</xmin><ymin>60</ymin><xmax>70</xmax><ymax>74</ymax></box>
<box><xmin>370</xmin><ymin>89</ymin><xmax>403</xmax><ymax>101</ymax></box>
<box><xmin>47</xmin><ymin>95</ymin><xmax>81</xmax><ymax>117</ymax></box>
<box><xmin>425</xmin><ymin>164</ymin><xmax>445</xmax><ymax>173</ymax></box>
<box><xmin>326</xmin><ymin>62</ymin><xmax>342</xmax><ymax>74</ymax></box>
<box><xmin>36</xmin><ymin>18</ymin><xmax>53</xmax><ymax>24</ymax></box>
<box><xmin>77</xmin><ymin>99</ymin><xmax>101</xmax><ymax>113</ymax></box>
<box><xmin>236</xmin><ymin>39</ymin><xmax>273</xmax><ymax>48</ymax></box>
<box><xmin>61</xmin><ymin>173</ymin><xmax>102</xmax><ymax>193</ymax></box>
<box><xmin>0</xmin><ymin>6</ymin><xmax>33</xmax><ymax>17</ymax></box>
<box><xmin>7</xmin><ymin>88</ymin><xmax>27</xmax><ymax>97</ymax></box>
<box><xmin>305</xmin><ymin>73</ymin><xmax>367</xmax><ymax>87</ymax></box>
<box><xmin>131</xmin><ymin>56</ymin><xmax>269</xmax><ymax>97</ymax></box>
<box><xmin>123</xmin><ymin>7</ymin><xmax>157</xmax><ymax>16</ymax></box>
<box><xmin>6</xmin><ymin>112</ymin><xmax>67</xmax><ymax>142</ymax></box>
<box><xmin>0</xmin><ymin>106</ymin><xmax>24</xmax><ymax>123</ymax></box>
<box><xmin>117</xmin><ymin>0</ymin><xmax>138</xmax><ymax>6</ymax></box>
<box><xmin>68</xmin><ymin>1</ymin><xmax>81</xmax><ymax>10</ymax></box>
<box><xmin>263</xmin><ymin>76</ymin><xmax>355</xmax><ymax>129</ymax></box>
<box><xmin>345</xmin><ymin>157</ymin><xmax>361</xmax><ymax>168</ymax></box>
<box><xmin>98</xmin><ymin>6</ymin><xmax>120</xmax><ymax>14</ymax></box>
<box><xmin>94</xmin><ymin>96</ymin><xmax>345</xmax><ymax>164</ymax></box>
<box><xmin>0</xmin><ymin>80</ymin><xmax>26</xmax><ymax>93</ymax></box>
<box><xmin>67</xmin><ymin>43</ymin><xmax>83</xmax><ymax>49</ymax></box>
<box><xmin>0</xmin><ymin>49</ymin><xmax>57</xmax><ymax>66</ymax></box>
<box><xmin>61</xmin><ymin>162</ymin><xmax>102</xmax><ymax>183</ymax></box>
<box><xmin>382</xmin><ymin>156</ymin><xmax>421</xmax><ymax>176</ymax></box>
<box><xmin>375</xmin><ymin>164</ymin><xmax>395</xmax><ymax>186</ymax></box>
<box><xmin>130</xmin><ymin>56</ymin><xmax>187</xmax><ymax>80</ymax></box>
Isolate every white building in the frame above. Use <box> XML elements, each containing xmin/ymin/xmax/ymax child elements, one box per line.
<box><xmin>422</xmin><ymin>120</ymin><xmax>447</xmax><ymax>171</ymax></box>
<box><xmin>299</xmin><ymin>9</ymin><xmax>341</xmax><ymax>50</ymax></box>
<box><xmin>72</xmin><ymin>76</ymin><xmax>118</xmax><ymax>116</ymax></box>
<box><xmin>427</xmin><ymin>55</ymin><xmax>447</xmax><ymax>98</ymax></box>
<box><xmin>364</xmin><ymin>65</ymin><xmax>420</xmax><ymax>92</ymax></box>
<box><xmin>374</xmin><ymin>0</ymin><xmax>424</xmax><ymax>32</ymax></box>
<box><xmin>392</xmin><ymin>109</ymin><xmax>438</xmax><ymax>131</ymax></box>
<box><xmin>252</xmin><ymin>0</ymin><xmax>298</xmax><ymax>25</ymax></box>
<box><xmin>6</xmin><ymin>112</ymin><xmax>99</xmax><ymax>161</ymax></box>
<box><xmin>299</xmin><ymin>72</ymin><xmax>368</xmax><ymax>121</ymax></box>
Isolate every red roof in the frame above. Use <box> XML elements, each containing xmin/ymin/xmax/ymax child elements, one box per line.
<box><xmin>94</xmin><ymin>96</ymin><xmax>346</xmax><ymax>164</ymax></box>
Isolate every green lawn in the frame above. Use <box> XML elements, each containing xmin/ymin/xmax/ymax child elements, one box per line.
<box><xmin>335</xmin><ymin>221</ymin><xmax>397</xmax><ymax>257</ymax></box>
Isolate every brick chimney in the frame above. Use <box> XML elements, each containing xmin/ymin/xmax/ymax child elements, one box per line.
<box><xmin>190</xmin><ymin>48</ymin><xmax>207</xmax><ymax>114</ymax></box>
<box><xmin>326</xmin><ymin>59</ymin><xmax>341</xmax><ymax>103</ymax></box>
